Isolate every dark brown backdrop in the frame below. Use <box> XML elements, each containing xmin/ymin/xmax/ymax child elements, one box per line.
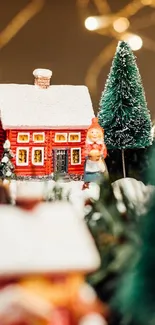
<box><xmin>0</xmin><ymin>0</ymin><xmax>155</xmax><ymax>117</ymax></box>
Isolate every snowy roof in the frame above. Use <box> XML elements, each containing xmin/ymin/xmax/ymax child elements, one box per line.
<box><xmin>0</xmin><ymin>202</ymin><xmax>100</xmax><ymax>276</ymax></box>
<box><xmin>0</xmin><ymin>84</ymin><xmax>94</xmax><ymax>129</ymax></box>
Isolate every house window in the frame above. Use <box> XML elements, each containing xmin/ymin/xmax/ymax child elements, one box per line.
<box><xmin>55</xmin><ymin>133</ymin><xmax>67</xmax><ymax>142</ymax></box>
<box><xmin>71</xmin><ymin>148</ymin><xmax>81</xmax><ymax>165</ymax></box>
<box><xmin>32</xmin><ymin>148</ymin><xmax>44</xmax><ymax>166</ymax></box>
<box><xmin>16</xmin><ymin>148</ymin><xmax>29</xmax><ymax>166</ymax></box>
<box><xmin>17</xmin><ymin>133</ymin><xmax>30</xmax><ymax>143</ymax></box>
<box><xmin>33</xmin><ymin>132</ymin><xmax>45</xmax><ymax>143</ymax></box>
<box><xmin>69</xmin><ymin>133</ymin><xmax>81</xmax><ymax>142</ymax></box>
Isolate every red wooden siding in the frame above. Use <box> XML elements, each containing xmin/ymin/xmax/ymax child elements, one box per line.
<box><xmin>0</xmin><ymin>120</ymin><xmax>6</xmax><ymax>160</ymax></box>
<box><xmin>7</xmin><ymin>129</ymin><xmax>51</xmax><ymax>176</ymax></box>
<box><xmin>6</xmin><ymin>128</ymin><xmax>87</xmax><ymax>176</ymax></box>
<box><xmin>47</xmin><ymin>130</ymin><xmax>53</xmax><ymax>175</ymax></box>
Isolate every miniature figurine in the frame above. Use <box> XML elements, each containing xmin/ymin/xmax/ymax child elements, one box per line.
<box><xmin>83</xmin><ymin>117</ymin><xmax>108</xmax><ymax>189</ymax></box>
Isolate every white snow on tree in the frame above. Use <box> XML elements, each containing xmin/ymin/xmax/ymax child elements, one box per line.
<box><xmin>0</xmin><ymin>140</ymin><xmax>14</xmax><ymax>180</ymax></box>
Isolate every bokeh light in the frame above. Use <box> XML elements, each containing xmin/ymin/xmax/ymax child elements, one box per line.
<box><xmin>123</xmin><ymin>34</ymin><xmax>143</xmax><ymax>51</ymax></box>
<box><xmin>85</xmin><ymin>17</ymin><xmax>100</xmax><ymax>31</ymax></box>
<box><xmin>113</xmin><ymin>17</ymin><xmax>130</xmax><ymax>33</ymax></box>
<box><xmin>85</xmin><ymin>16</ymin><xmax>111</xmax><ymax>31</ymax></box>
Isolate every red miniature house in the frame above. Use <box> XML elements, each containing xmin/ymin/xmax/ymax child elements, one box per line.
<box><xmin>0</xmin><ymin>69</ymin><xmax>94</xmax><ymax>178</ymax></box>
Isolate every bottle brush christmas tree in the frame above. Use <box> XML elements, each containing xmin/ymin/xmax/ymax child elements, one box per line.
<box><xmin>0</xmin><ymin>140</ymin><xmax>14</xmax><ymax>180</ymax></box>
<box><xmin>98</xmin><ymin>41</ymin><xmax>152</xmax><ymax>177</ymax></box>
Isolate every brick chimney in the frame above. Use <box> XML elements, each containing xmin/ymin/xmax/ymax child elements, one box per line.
<box><xmin>33</xmin><ymin>68</ymin><xmax>52</xmax><ymax>89</ymax></box>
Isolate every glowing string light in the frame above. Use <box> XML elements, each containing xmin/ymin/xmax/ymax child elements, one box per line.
<box><xmin>113</xmin><ymin>17</ymin><xmax>130</xmax><ymax>33</ymax></box>
<box><xmin>123</xmin><ymin>33</ymin><xmax>143</xmax><ymax>51</ymax></box>
<box><xmin>85</xmin><ymin>16</ymin><xmax>111</xmax><ymax>31</ymax></box>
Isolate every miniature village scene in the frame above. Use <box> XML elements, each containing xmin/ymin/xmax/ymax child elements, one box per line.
<box><xmin>1</xmin><ymin>0</ymin><xmax>155</xmax><ymax>324</ymax></box>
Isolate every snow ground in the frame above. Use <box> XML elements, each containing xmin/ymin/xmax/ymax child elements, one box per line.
<box><xmin>9</xmin><ymin>177</ymin><xmax>154</xmax><ymax>217</ymax></box>
<box><xmin>9</xmin><ymin>179</ymin><xmax>100</xmax><ymax>216</ymax></box>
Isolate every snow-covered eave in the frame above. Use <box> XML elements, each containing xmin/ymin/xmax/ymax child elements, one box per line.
<box><xmin>0</xmin><ymin>265</ymin><xmax>99</xmax><ymax>277</ymax></box>
<box><xmin>2</xmin><ymin>125</ymin><xmax>89</xmax><ymax>130</ymax></box>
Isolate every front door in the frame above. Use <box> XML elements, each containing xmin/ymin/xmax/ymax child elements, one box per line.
<box><xmin>53</xmin><ymin>149</ymin><xmax>68</xmax><ymax>173</ymax></box>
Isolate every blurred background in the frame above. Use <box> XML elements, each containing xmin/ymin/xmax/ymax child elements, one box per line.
<box><xmin>0</xmin><ymin>0</ymin><xmax>155</xmax><ymax>116</ymax></box>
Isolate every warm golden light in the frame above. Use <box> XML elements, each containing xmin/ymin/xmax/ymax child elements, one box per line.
<box><xmin>85</xmin><ymin>17</ymin><xmax>99</xmax><ymax>31</ymax></box>
<box><xmin>113</xmin><ymin>17</ymin><xmax>130</xmax><ymax>33</ymax></box>
<box><xmin>141</xmin><ymin>0</ymin><xmax>152</xmax><ymax>4</ymax></box>
<box><xmin>123</xmin><ymin>33</ymin><xmax>143</xmax><ymax>51</ymax></box>
<box><xmin>85</xmin><ymin>16</ymin><xmax>111</xmax><ymax>31</ymax></box>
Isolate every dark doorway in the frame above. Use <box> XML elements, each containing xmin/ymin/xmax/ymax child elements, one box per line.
<box><xmin>53</xmin><ymin>149</ymin><xmax>68</xmax><ymax>173</ymax></box>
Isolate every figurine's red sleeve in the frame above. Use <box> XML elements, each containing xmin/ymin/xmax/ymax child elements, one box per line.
<box><xmin>84</xmin><ymin>144</ymin><xmax>92</xmax><ymax>156</ymax></box>
<box><xmin>84</xmin><ymin>143</ymin><xmax>107</xmax><ymax>157</ymax></box>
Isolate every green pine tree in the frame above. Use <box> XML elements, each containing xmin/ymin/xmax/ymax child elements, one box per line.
<box><xmin>85</xmin><ymin>177</ymin><xmax>140</xmax><ymax>293</ymax></box>
<box><xmin>0</xmin><ymin>140</ymin><xmax>14</xmax><ymax>180</ymax></box>
<box><xmin>98</xmin><ymin>41</ymin><xmax>152</xmax><ymax>177</ymax></box>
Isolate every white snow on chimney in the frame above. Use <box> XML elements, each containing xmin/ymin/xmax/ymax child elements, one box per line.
<box><xmin>33</xmin><ymin>68</ymin><xmax>52</xmax><ymax>89</ymax></box>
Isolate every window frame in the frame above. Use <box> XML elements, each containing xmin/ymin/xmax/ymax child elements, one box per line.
<box><xmin>16</xmin><ymin>147</ymin><xmax>29</xmax><ymax>166</ymax></box>
<box><xmin>68</xmin><ymin>132</ymin><xmax>81</xmax><ymax>143</ymax></box>
<box><xmin>71</xmin><ymin>148</ymin><xmax>81</xmax><ymax>165</ymax></box>
<box><xmin>17</xmin><ymin>132</ymin><xmax>30</xmax><ymax>143</ymax></box>
<box><xmin>33</xmin><ymin>132</ymin><xmax>45</xmax><ymax>143</ymax></box>
<box><xmin>32</xmin><ymin>147</ymin><xmax>44</xmax><ymax>166</ymax></box>
<box><xmin>54</xmin><ymin>133</ymin><xmax>67</xmax><ymax>143</ymax></box>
